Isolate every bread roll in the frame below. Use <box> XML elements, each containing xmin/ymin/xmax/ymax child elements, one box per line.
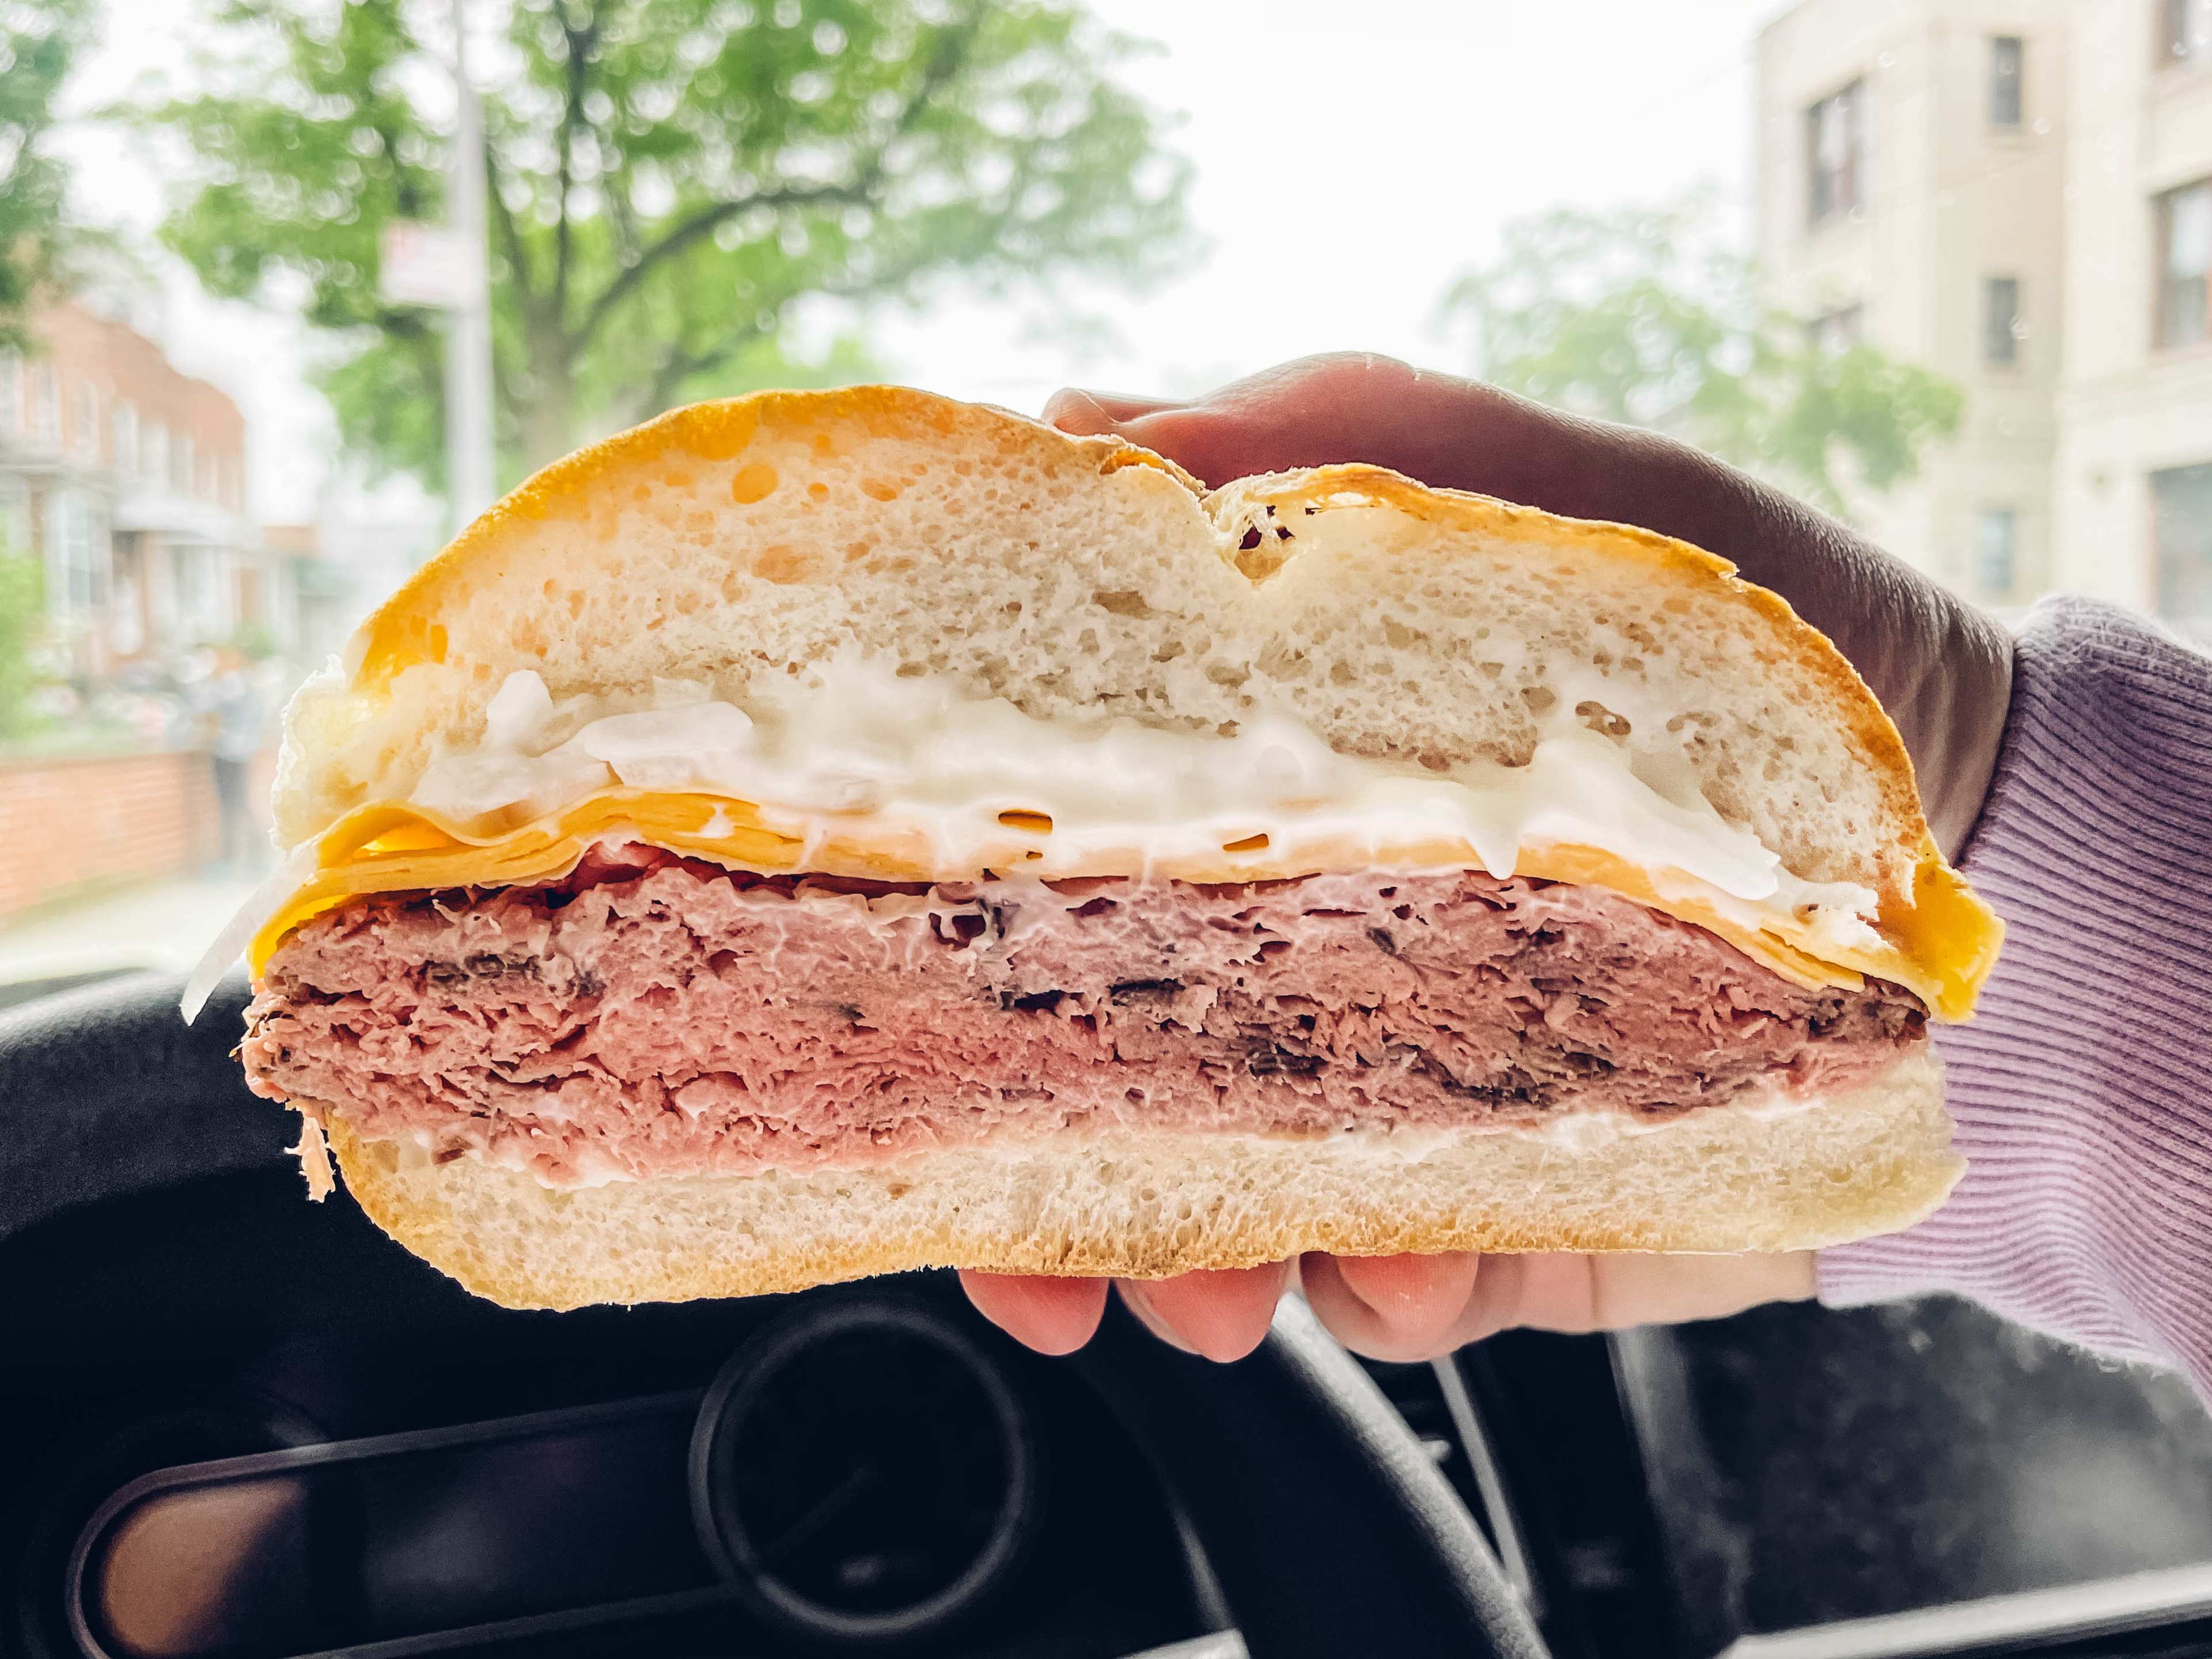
<box><xmin>223</xmin><ymin>387</ymin><xmax>1999</xmax><ymax>1310</ymax></box>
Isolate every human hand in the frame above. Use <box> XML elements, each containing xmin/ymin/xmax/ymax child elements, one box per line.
<box><xmin>963</xmin><ymin>353</ymin><xmax>2012</xmax><ymax>1363</ymax></box>
<box><xmin>1050</xmin><ymin>353</ymin><xmax>2010</xmax><ymax>858</ymax></box>
<box><xmin>963</xmin><ymin>1251</ymin><xmax>1821</xmax><ymax>1362</ymax></box>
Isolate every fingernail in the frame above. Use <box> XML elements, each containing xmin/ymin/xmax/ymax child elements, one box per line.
<box><xmin>1116</xmin><ymin>1281</ymin><xmax>1202</xmax><ymax>1355</ymax></box>
<box><xmin>1044</xmin><ymin>388</ymin><xmax>1118</xmax><ymax>434</ymax></box>
<box><xmin>1137</xmin><ymin>1262</ymin><xmax>1290</xmax><ymax>1362</ymax></box>
<box><xmin>1334</xmin><ymin>1252</ymin><xmax>1482</xmax><ymax>1342</ymax></box>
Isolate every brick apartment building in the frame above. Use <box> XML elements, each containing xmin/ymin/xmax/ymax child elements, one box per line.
<box><xmin>0</xmin><ymin>300</ymin><xmax>346</xmax><ymax>927</ymax></box>
<box><xmin>1759</xmin><ymin>0</ymin><xmax>2212</xmax><ymax>638</ymax></box>
<box><xmin>0</xmin><ymin>297</ymin><xmax>316</xmax><ymax>675</ymax></box>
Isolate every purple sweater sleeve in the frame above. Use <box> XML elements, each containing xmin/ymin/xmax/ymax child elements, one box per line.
<box><xmin>1818</xmin><ymin>596</ymin><xmax>2212</xmax><ymax>1390</ymax></box>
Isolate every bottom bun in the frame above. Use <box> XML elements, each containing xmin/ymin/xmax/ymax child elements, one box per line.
<box><xmin>322</xmin><ymin>1048</ymin><xmax>1959</xmax><ymax>1312</ymax></box>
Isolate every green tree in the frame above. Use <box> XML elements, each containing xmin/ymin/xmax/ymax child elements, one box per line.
<box><xmin>1437</xmin><ymin>192</ymin><xmax>1963</xmax><ymax>515</ymax></box>
<box><xmin>0</xmin><ymin>550</ymin><xmax>46</xmax><ymax>739</ymax></box>
<box><xmin>0</xmin><ymin>0</ymin><xmax>97</xmax><ymax>350</ymax></box>
<box><xmin>137</xmin><ymin>0</ymin><xmax>1191</xmax><ymax>486</ymax></box>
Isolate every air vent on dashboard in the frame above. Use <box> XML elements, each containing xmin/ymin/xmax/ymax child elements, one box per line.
<box><xmin>690</xmin><ymin>1299</ymin><xmax>1040</xmax><ymax>1644</ymax></box>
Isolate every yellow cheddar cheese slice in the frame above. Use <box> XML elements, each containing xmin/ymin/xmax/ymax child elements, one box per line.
<box><xmin>251</xmin><ymin>791</ymin><xmax>1999</xmax><ymax>1021</ymax></box>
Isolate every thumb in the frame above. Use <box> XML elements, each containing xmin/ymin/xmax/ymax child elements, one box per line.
<box><xmin>1043</xmin><ymin>387</ymin><xmax>1186</xmax><ymax>435</ymax></box>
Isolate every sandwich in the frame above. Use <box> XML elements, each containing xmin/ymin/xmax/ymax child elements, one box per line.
<box><xmin>203</xmin><ymin>386</ymin><xmax>2002</xmax><ymax>1312</ymax></box>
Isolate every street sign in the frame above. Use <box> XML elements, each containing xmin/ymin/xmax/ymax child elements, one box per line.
<box><xmin>379</xmin><ymin>221</ymin><xmax>480</xmax><ymax>309</ymax></box>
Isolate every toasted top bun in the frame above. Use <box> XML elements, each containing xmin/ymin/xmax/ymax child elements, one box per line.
<box><xmin>263</xmin><ymin>386</ymin><xmax>1999</xmax><ymax>1016</ymax></box>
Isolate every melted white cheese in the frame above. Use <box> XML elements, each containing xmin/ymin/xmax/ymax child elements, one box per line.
<box><xmin>179</xmin><ymin>654</ymin><xmax>1884</xmax><ymax>1022</ymax></box>
<box><xmin>408</xmin><ymin>657</ymin><xmax>1877</xmax><ymax>929</ymax></box>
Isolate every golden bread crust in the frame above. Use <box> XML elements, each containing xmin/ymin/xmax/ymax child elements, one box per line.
<box><xmin>320</xmin><ymin>1048</ymin><xmax>1959</xmax><ymax>1312</ymax></box>
<box><xmin>267</xmin><ymin>385</ymin><xmax>1991</xmax><ymax>1003</ymax></box>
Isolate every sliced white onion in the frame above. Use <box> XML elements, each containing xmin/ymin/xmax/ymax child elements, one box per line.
<box><xmin>179</xmin><ymin>846</ymin><xmax>313</xmax><ymax>1024</ymax></box>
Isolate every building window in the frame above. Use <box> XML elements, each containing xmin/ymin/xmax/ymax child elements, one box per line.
<box><xmin>2158</xmin><ymin>180</ymin><xmax>2212</xmax><ymax>347</ymax></box>
<box><xmin>1984</xmin><ymin>276</ymin><xmax>2022</xmax><ymax>364</ymax></box>
<box><xmin>175</xmin><ymin>544</ymin><xmax>229</xmax><ymax>641</ymax></box>
<box><xmin>2154</xmin><ymin>463</ymin><xmax>2212</xmax><ymax>626</ymax></box>
<box><xmin>175</xmin><ymin>433</ymin><xmax>195</xmax><ymax>494</ymax></box>
<box><xmin>142</xmin><ymin>420</ymin><xmax>168</xmax><ymax>486</ymax></box>
<box><xmin>1990</xmin><ymin>36</ymin><xmax>2024</xmax><ymax>126</ymax></box>
<box><xmin>0</xmin><ymin>480</ymin><xmax>29</xmax><ymax>558</ymax></box>
<box><xmin>1807</xmin><ymin>80</ymin><xmax>1866</xmax><ymax>225</ymax></box>
<box><xmin>44</xmin><ymin>488</ymin><xmax>107</xmax><ymax>619</ymax></box>
<box><xmin>1975</xmin><ymin>508</ymin><xmax>2017</xmax><ymax>596</ymax></box>
<box><xmin>112</xmin><ymin>400</ymin><xmax>137</xmax><ymax>478</ymax></box>
<box><xmin>0</xmin><ymin>351</ymin><xmax>18</xmax><ymax>434</ymax></box>
<box><xmin>72</xmin><ymin>381</ymin><xmax>98</xmax><ymax>461</ymax></box>
<box><xmin>2165</xmin><ymin>0</ymin><xmax>2212</xmax><ymax>63</ymax></box>
<box><xmin>29</xmin><ymin>363</ymin><xmax>57</xmax><ymax>442</ymax></box>
<box><xmin>1809</xmin><ymin>304</ymin><xmax>1865</xmax><ymax>355</ymax></box>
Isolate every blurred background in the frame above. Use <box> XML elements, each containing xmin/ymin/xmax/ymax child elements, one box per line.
<box><xmin>0</xmin><ymin>0</ymin><xmax>2179</xmax><ymax>996</ymax></box>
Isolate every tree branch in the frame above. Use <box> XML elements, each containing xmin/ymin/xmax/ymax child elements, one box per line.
<box><xmin>573</xmin><ymin>6</ymin><xmax>984</xmax><ymax>351</ymax></box>
<box><xmin>573</xmin><ymin>179</ymin><xmax>863</xmax><ymax>347</ymax></box>
<box><xmin>639</xmin><ymin>232</ymin><xmax>949</xmax><ymax>414</ymax></box>
<box><xmin>641</xmin><ymin>313</ymin><xmax>773</xmax><ymax>413</ymax></box>
<box><xmin>552</xmin><ymin>0</ymin><xmax>600</xmax><ymax>332</ymax></box>
<box><xmin>483</xmin><ymin>135</ymin><xmax>536</xmax><ymax>316</ymax></box>
<box><xmin>373</xmin><ymin>305</ymin><xmax>437</xmax><ymax>340</ymax></box>
<box><xmin>607</xmin><ymin>162</ymin><xmax>641</xmax><ymax>267</ymax></box>
<box><xmin>377</xmin><ymin>116</ymin><xmax>425</xmax><ymax>219</ymax></box>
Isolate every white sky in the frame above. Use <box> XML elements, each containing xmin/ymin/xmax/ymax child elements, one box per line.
<box><xmin>59</xmin><ymin>0</ymin><xmax>1784</xmax><ymax>526</ymax></box>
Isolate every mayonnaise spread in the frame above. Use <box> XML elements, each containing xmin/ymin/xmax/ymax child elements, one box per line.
<box><xmin>409</xmin><ymin>656</ymin><xmax>1876</xmax><ymax>925</ymax></box>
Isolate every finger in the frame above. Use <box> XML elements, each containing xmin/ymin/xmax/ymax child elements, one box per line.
<box><xmin>1586</xmin><ymin>1251</ymin><xmax>1817</xmax><ymax>1328</ymax></box>
<box><xmin>1101</xmin><ymin>353</ymin><xmax>1438</xmax><ymax>486</ymax></box>
<box><xmin>960</xmin><ymin>1271</ymin><xmax>1110</xmax><ymax>1356</ymax></box>
<box><xmin>1425</xmin><ymin>1253</ymin><xmax>1546</xmax><ymax>1349</ymax></box>
<box><xmin>1094</xmin><ymin>354</ymin><xmax>1919</xmax><ymax>747</ymax></box>
<box><xmin>1047</xmin><ymin>354</ymin><xmax>1777</xmax><ymax>598</ymax></box>
<box><xmin>1043</xmin><ymin>387</ymin><xmax>1185</xmax><ymax>434</ymax></box>
<box><xmin>1114</xmin><ymin>1279</ymin><xmax>1200</xmax><ymax>1355</ymax></box>
<box><xmin>1428</xmin><ymin>1250</ymin><xmax>1821</xmax><ymax>1350</ymax></box>
<box><xmin>1093</xmin><ymin>353</ymin><xmax>1755</xmax><ymax>573</ymax></box>
<box><xmin>1498</xmin><ymin>1252</ymin><xmax>1607</xmax><ymax>1332</ymax></box>
<box><xmin>1120</xmin><ymin>1260</ymin><xmax>1293</xmax><ymax>1362</ymax></box>
<box><xmin>1044</xmin><ymin>356</ymin><xmax>1440</xmax><ymax>478</ymax></box>
<box><xmin>1104</xmin><ymin>352</ymin><xmax>1670</xmax><ymax>503</ymax></box>
<box><xmin>1301</xmin><ymin>1251</ymin><xmax>1483</xmax><ymax>1362</ymax></box>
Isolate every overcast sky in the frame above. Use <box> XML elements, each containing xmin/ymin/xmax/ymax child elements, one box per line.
<box><xmin>59</xmin><ymin>0</ymin><xmax>1783</xmax><ymax>524</ymax></box>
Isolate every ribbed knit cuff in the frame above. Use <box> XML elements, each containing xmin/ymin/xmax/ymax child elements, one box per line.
<box><xmin>1818</xmin><ymin>598</ymin><xmax>2212</xmax><ymax>1390</ymax></box>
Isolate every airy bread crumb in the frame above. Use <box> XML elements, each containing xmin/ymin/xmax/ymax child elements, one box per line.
<box><xmin>319</xmin><ymin>1051</ymin><xmax>1957</xmax><ymax>1312</ymax></box>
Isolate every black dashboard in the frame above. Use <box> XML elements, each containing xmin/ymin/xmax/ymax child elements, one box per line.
<box><xmin>0</xmin><ymin>1165</ymin><xmax>1228</xmax><ymax>1658</ymax></box>
<box><xmin>12</xmin><ymin>975</ymin><xmax>2212</xmax><ymax>1659</ymax></box>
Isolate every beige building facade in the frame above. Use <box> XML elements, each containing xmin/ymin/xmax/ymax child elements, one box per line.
<box><xmin>1758</xmin><ymin>0</ymin><xmax>2073</xmax><ymax>611</ymax></box>
<box><xmin>2052</xmin><ymin>0</ymin><xmax>2212</xmax><ymax>626</ymax></box>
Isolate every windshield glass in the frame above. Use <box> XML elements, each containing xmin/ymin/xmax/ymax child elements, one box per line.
<box><xmin>0</xmin><ymin>0</ymin><xmax>2124</xmax><ymax>991</ymax></box>
<box><xmin>1</xmin><ymin>6</ymin><xmax>2205</xmax><ymax>1646</ymax></box>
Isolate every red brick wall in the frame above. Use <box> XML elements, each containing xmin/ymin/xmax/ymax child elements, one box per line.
<box><xmin>0</xmin><ymin>747</ymin><xmax>277</xmax><ymax>918</ymax></box>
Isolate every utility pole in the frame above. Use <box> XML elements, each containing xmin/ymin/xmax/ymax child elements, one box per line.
<box><xmin>444</xmin><ymin>0</ymin><xmax>498</xmax><ymax>531</ymax></box>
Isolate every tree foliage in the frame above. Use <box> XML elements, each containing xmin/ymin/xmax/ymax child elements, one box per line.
<box><xmin>0</xmin><ymin>551</ymin><xmax>46</xmax><ymax>739</ymax></box>
<box><xmin>137</xmin><ymin>0</ymin><xmax>1192</xmax><ymax>485</ymax></box>
<box><xmin>0</xmin><ymin>0</ymin><xmax>96</xmax><ymax>351</ymax></box>
<box><xmin>1438</xmin><ymin>192</ymin><xmax>1963</xmax><ymax>514</ymax></box>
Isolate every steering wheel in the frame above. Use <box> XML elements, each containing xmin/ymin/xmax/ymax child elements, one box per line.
<box><xmin>0</xmin><ymin>973</ymin><xmax>1550</xmax><ymax>1659</ymax></box>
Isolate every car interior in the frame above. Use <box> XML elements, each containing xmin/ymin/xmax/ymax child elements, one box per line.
<box><xmin>1</xmin><ymin>0</ymin><xmax>2206</xmax><ymax>1653</ymax></box>
<box><xmin>5</xmin><ymin>974</ymin><xmax>2212</xmax><ymax>1659</ymax></box>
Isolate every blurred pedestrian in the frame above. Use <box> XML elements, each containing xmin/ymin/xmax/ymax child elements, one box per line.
<box><xmin>196</xmin><ymin>646</ymin><xmax>264</xmax><ymax>878</ymax></box>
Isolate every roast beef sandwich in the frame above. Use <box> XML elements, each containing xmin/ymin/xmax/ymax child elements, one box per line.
<box><xmin>201</xmin><ymin>386</ymin><xmax>2002</xmax><ymax>1310</ymax></box>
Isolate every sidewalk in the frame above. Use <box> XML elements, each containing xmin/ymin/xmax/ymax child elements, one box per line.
<box><xmin>0</xmin><ymin>871</ymin><xmax>263</xmax><ymax>995</ymax></box>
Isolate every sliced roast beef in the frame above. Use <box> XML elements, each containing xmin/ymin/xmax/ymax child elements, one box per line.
<box><xmin>240</xmin><ymin>849</ymin><xmax>1926</xmax><ymax>1186</ymax></box>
